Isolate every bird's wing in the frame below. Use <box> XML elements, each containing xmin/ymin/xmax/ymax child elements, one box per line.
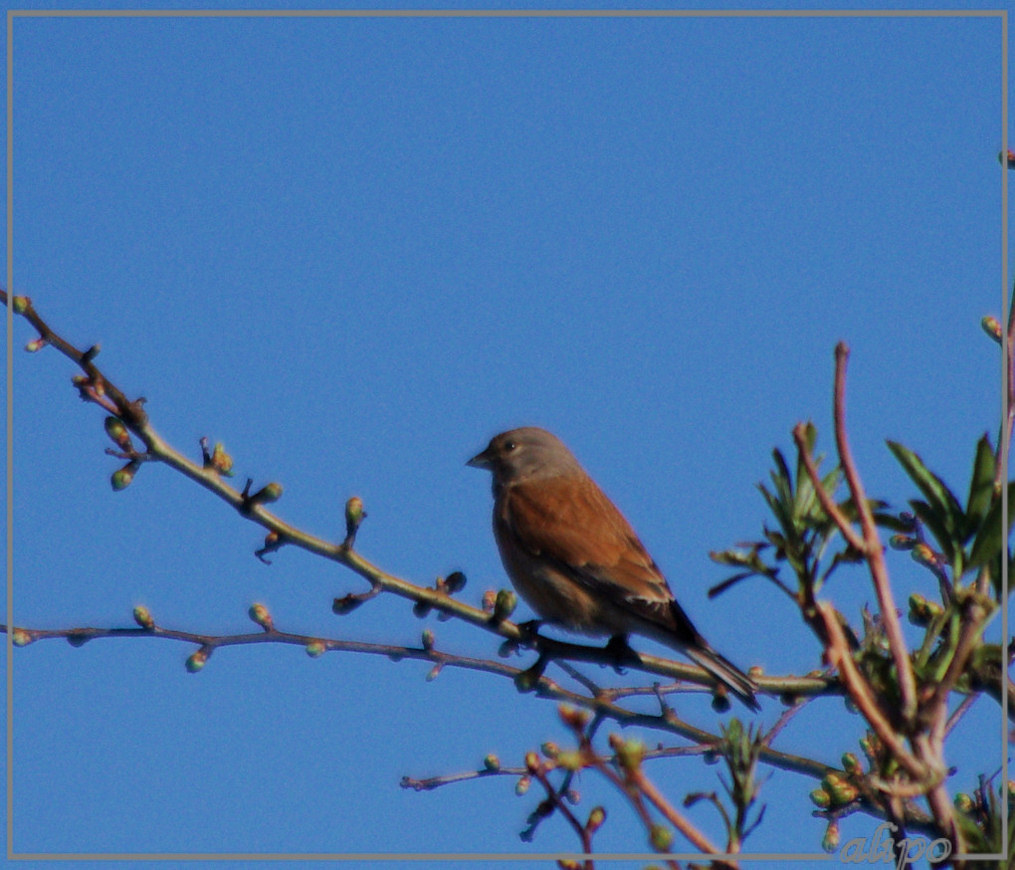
<box><xmin>504</xmin><ymin>475</ymin><xmax>703</xmax><ymax>644</ymax></box>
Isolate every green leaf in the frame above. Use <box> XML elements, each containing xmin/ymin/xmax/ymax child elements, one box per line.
<box><xmin>708</xmin><ymin>571</ymin><xmax>758</xmax><ymax>598</ymax></box>
<box><xmin>887</xmin><ymin>441</ymin><xmax>964</xmax><ymax>545</ymax></box>
<box><xmin>799</xmin><ymin>466</ymin><xmax>840</xmax><ymax>523</ymax></box>
<box><xmin>709</xmin><ymin>546</ymin><xmax>769</xmax><ymax>570</ymax></box>
<box><xmin>872</xmin><ymin>511</ymin><xmax>915</xmax><ymax>534</ymax></box>
<box><xmin>967</xmin><ymin>481</ymin><xmax>1015</xmax><ymax>569</ymax></box>
<box><xmin>964</xmin><ymin>434</ymin><xmax>996</xmax><ymax>536</ymax></box>
<box><xmin>772</xmin><ymin>447</ymin><xmax>793</xmax><ymax>495</ymax></box>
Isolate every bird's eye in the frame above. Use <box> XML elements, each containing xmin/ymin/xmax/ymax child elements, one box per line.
<box><xmin>503</xmin><ymin>440</ymin><xmax>517</xmax><ymax>452</ymax></box>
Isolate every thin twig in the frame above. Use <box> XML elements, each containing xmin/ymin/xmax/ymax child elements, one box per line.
<box><xmin>529</xmin><ymin>760</ymin><xmax>594</xmax><ymax>861</ymax></box>
<box><xmin>943</xmin><ymin>693</ymin><xmax>979</xmax><ymax>738</ymax></box>
<box><xmin>5</xmin><ymin>289</ymin><xmax>810</xmax><ymax>700</ymax></box>
<box><xmin>831</xmin><ymin>342</ymin><xmax>918</xmax><ymax>722</ymax></box>
<box><xmin>0</xmin><ymin>618</ymin><xmax>837</xmax><ymax>782</ymax></box>
<box><xmin>815</xmin><ymin>602</ymin><xmax>924</xmax><ymax>782</ymax></box>
<box><xmin>792</xmin><ymin>423</ymin><xmax>865</xmax><ymax>554</ymax></box>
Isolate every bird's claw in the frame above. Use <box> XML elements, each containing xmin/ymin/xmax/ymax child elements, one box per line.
<box><xmin>605</xmin><ymin>635</ymin><xmax>640</xmax><ymax>673</ymax></box>
<box><xmin>514</xmin><ymin>652</ymin><xmax>549</xmax><ymax>692</ymax></box>
<box><xmin>516</xmin><ymin>619</ymin><xmax>545</xmax><ymax>647</ymax></box>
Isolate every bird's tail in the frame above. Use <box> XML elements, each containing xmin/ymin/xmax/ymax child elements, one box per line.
<box><xmin>683</xmin><ymin>643</ymin><xmax>761</xmax><ymax>712</ymax></box>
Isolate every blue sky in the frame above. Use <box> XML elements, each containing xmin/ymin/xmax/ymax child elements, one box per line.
<box><xmin>4</xmin><ymin>5</ymin><xmax>1008</xmax><ymax>868</ymax></box>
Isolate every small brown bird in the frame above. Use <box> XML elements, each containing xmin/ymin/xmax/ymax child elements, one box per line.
<box><xmin>468</xmin><ymin>427</ymin><xmax>759</xmax><ymax>711</ymax></box>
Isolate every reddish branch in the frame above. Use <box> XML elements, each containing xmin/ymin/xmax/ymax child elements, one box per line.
<box><xmin>830</xmin><ymin>343</ymin><xmax>918</xmax><ymax>722</ymax></box>
<box><xmin>791</xmin><ymin>342</ymin><xmax>991</xmax><ymax>863</ymax></box>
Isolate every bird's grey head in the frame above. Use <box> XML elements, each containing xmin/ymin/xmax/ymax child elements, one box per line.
<box><xmin>467</xmin><ymin>427</ymin><xmax>583</xmax><ymax>486</ymax></box>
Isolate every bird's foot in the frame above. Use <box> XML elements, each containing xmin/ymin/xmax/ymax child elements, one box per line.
<box><xmin>516</xmin><ymin>619</ymin><xmax>545</xmax><ymax>647</ymax></box>
<box><xmin>604</xmin><ymin>635</ymin><xmax>641</xmax><ymax>673</ymax></box>
<box><xmin>514</xmin><ymin>652</ymin><xmax>549</xmax><ymax>693</ymax></box>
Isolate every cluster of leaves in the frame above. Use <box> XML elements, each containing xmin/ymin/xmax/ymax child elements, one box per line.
<box><xmin>711</xmin><ymin>419</ymin><xmax>1008</xmax><ymax>860</ymax></box>
<box><xmin>712</xmin><ymin>425</ymin><xmax>1005</xmax><ymax>674</ymax></box>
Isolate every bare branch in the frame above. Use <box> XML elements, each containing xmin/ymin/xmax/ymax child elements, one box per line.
<box><xmin>831</xmin><ymin>342</ymin><xmax>918</xmax><ymax>722</ymax></box>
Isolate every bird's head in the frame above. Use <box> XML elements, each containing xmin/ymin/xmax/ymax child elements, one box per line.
<box><xmin>467</xmin><ymin>427</ymin><xmax>582</xmax><ymax>485</ymax></box>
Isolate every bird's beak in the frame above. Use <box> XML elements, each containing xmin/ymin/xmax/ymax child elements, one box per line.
<box><xmin>466</xmin><ymin>448</ymin><xmax>493</xmax><ymax>469</ymax></box>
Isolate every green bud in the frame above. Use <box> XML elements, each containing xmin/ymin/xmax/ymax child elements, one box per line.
<box><xmin>524</xmin><ymin>752</ymin><xmax>541</xmax><ymax>773</ymax></box>
<box><xmin>810</xmin><ymin>787</ymin><xmax>832</xmax><ymax>808</ymax></box>
<box><xmin>483</xmin><ymin>754</ymin><xmax>500</xmax><ymax>772</ymax></box>
<box><xmin>515</xmin><ymin>775</ymin><xmax>531</xmax><ymax>795</ymax></box>
<box><xmin>556</xmin><ymin>751</ymin><xmax>584</xmax><ymax>772</ymax></box>
<box><xmin>425</xmin><ymin>664</ymin><xmax>442</xmax><ymax>681</ymax></box>
<box><xmin>611</xmin><ymin>734</ymin><xmax>644</xmax><ymax>771</ymax></box>
<box><xmin>345</xmin><ymin>496</ymin><xmax>364</xmax><ymax>521</ymax></box>
<box><xmin>822</xmin><ymin>820</ymin><xmax>840</xmax><ymax>853</ymax></box>
<box><xmin>841</xmin><ymin>752</ymin><xmax>861</xmax><ymax>774</ymax></box>
<box><xmin>12</xmin><ymin>628</ymin><xmax>32</xmax><ymax>646</ymax></box>
<box><xmin>911</xmin><ymin>543</ymin><xmax>936</xmax><ymax>568</ymax></box>
<box><xmin>492</xmin><ymin>588</ymin><xmax>517</xmax><ymax>621</ymax></box>
<box><xmin>12</xmin><ymin>295</ymin><xmax>30</xmax><ymax>314</ymax></box>
<box><xmin>421</xmin><ymin>628</ymin><xmax>434</xmax><ymax>651</ymax></box>
<box><xmin>305</xmin><ymin>640</ymin><xmax>326</xmax><ymax>658</ymax></box>
<box><xmin>954</xmin><ymin>792</ymin><xmax>973</xmax><ymax>812</ymax></box>
<box><xmin>186</xmin><ymin>649</ymin><xmax>209</xmax><ymax>672</ymax></box>
<box><xmin>111</xmin><ymin>464</ymin><xmax>136</xmax><ymax>491</ymax></box>
<box><xmin>258</xmin><ymin>482</ymin><xmax>283</xmax><ymax>503</ymax></box>
<box><xmin>133</xmin><ymin>605</ymin><xmax>155</xmax><ymax>630</ymax></box>
<box><xmin>889</xmin><ymin>534</ymin><xmax>915</xmax><ymax>550</ymax></box>
<box><xmin>104</xmin><ymin>416</ymin><xmax>131</xmax><ymax>448</ymax></box>
<box><xmin>344</xmin><ymin>496</ymin><xmax>365</xmax><ymax>540</ymax></box>
<box><xmin>558</xmin><ymin>704</ymin><xmax>591</xmax><ymax>731</ymax></box>
<box><xmin>25</xmin><ymin>338</ymin><xmax>45</xmax><ymax>352</ymax></box>
<box><xmin>586</xmin><ymin>806</ymin><xmax>606</xmax><ymax>834</ymax></box>
<box><xmin>248</xmin><ymin>602</ymin><xmax>273</xmax><ymax>631</ymax></box>
<box><xmin>822</xmin><ymin>772</ymin><xmax>859</xmax><ymax>805</ymax></box>
<box><xmin>908</xmin><ymin>592</ymin><xmax>943</xmax><ymax>626</ymax></box>
<box><xmin>541</xmin><ymin>741</ymin><xmax>559</xmax><ymax>759</ymax></box>
<box><xmin>859</xmin><ymin>735</ymin><xmax>878</xmax><ymax>763</ymax></box>
<box><xmin>210</xmin><ymin>442</ymin><xmax>234</xmax><ymax>476</ymax></box>
<box><xmin>982</xmin><ymin>315</ymin><xmax>1003</xmax><ymax>343</ymax></box>
<box><xmin>649</xmin><ymin>824</ymin><xmax>673</xmax><ymax>852</ymax></box>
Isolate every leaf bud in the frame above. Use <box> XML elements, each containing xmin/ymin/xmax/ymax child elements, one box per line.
<box><xmin>186</xmin><ymin>649</ymin><xmax>209</xmax><ymax>672</ymax></box>
<box><xmin>492</xmin><ymin>588</ymin><xmax>517</xmax><ymax>621</ymax></box>
<box><xmin>649</xmin><ymin>824</ymin><xmax>673</xmax><ymax>852</ymax></box>
<box><xmin>248</xmin><ymin>602</ymin><xmax>273</xmax><ymax>631</ymax></box>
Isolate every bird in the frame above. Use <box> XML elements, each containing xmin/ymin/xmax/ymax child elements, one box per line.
<box><xmin>467</xmin><ymin>426</ymin><xmax>760</xmax><ymax>711</ymax></box>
